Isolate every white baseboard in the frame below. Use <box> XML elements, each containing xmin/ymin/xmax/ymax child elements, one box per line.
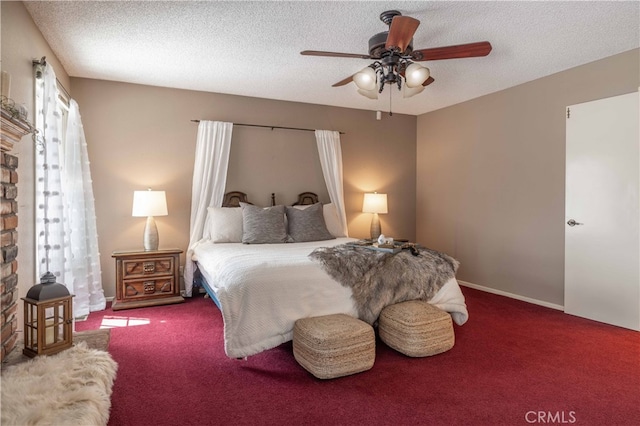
<box><xmin>105</xmin><ymin>296</ymin><xmax>114</xmax><ymax>302</ymax></box>
<box><xmin>458</xmin><ymin>280</ymin><xmax>564</xmax><ymax>311</ymax></box>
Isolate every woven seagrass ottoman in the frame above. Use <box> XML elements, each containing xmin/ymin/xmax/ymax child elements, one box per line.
<box><xmin>378</xmin><ymin>300</ymin><xmax>454</xmax><ymax>357</ymax></box>
<box><xmin>293</xmin><ymin>314</ymin><xmax>375</xmax><ymax>379</ymax></box>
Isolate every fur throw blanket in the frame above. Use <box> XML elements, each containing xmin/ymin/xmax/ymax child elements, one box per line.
<box><xmin>309</xmin><ymin>244</ymin><xmax>459</xmax><ymax>324</ymax></box>
<box><xmin>1</xmin><ymin>342</ymin><xmax>118</xmax><ymax>426</ymax></box>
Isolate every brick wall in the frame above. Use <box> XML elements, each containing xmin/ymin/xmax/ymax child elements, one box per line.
<box><xmin>1</xmin><ymin>108</ymin><xmax>32</xmax><ymax>362</ymax></box>
<box><xmin>1</xmin><ymin>151</ymin><xmax>19</xmax><ymax>361</ymax></box>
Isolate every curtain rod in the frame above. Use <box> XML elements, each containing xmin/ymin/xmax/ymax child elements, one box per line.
<box><xmin>32</xmin><ymin>56</ymin><xmax>71</xmax><ymax>104</ymax></box>
<box><xmin>191</xmin><ymin>120</ymin><xmax>344</xmax><ymax>135</ymax></box>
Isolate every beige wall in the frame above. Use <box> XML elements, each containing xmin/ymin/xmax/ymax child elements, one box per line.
<box><xmin>6</xmin><ymin>0</ymin><xmax>637</xmax><ymax>311</ymax></box>
<box><xmin>2</xmin><ymin>1</ymin><xmax>416</xmax><ymax>305</ymax></box>
<box><xmin>70</xmin><ymin>78</ymin><xmax>417</xmax><ymax>298</ymax></box>
<box><xmin>416</xmin><ymin>49</ymin><xmax>640</xmax><ymax>306</ymax></box>
<box><xmin>1</xmin><ymin>1</ymin><xmax>71</xmax><ymax>325</ymax></box>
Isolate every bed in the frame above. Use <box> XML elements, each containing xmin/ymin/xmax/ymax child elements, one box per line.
<box><xmin>192</xmin><ymin>192</ymin><xmax>468</xmax><ymax>359</ymax></box>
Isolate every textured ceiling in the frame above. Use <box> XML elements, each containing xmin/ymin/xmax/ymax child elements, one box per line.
<box><xmin>24</xmin><ymin>1</ymin><xmax>639</xmax><ymax>116</ymax></box>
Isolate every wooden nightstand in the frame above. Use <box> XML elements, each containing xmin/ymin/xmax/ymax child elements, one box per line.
<box><xmin>111</xmin><ymin>248</ymin><xmax>184</xmax><ymax>311</ymax></box>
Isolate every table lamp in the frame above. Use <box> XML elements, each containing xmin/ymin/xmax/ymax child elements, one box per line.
<box><xmin>362</xmin><ymin>192</ymin><xmax>388</xmax><ymax>240</ymax></box>
<box><xmin>132</xmin><ymin>189</ymin><xmax>168</xmax><ymax>251</ymax></box>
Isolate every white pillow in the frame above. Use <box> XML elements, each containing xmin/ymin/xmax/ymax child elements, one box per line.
<box><xmin>293</xmin><ymin>203</ymin><xmax>346</xmax><ymax>238</ymax></box>
<box><xmin>207</xmin><ymin>207</ymin><xmax>243</xmax><ymax>243</ymax></box>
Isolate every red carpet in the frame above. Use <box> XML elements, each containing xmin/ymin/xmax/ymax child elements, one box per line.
<box><xmin>77</xmin><ymin>288</ymin><xmax>640</xmax><ymax>426</ymax></box>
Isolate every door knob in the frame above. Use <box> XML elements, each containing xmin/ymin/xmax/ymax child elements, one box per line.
<box><xmin>567</xmin><ymin>219</ymin><xmax>583</xmax><ymax>227</ymax></box>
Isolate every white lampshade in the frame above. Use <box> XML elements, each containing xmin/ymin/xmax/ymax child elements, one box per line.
<box><xmin>402</xmin><ymin>83</ymin><xmax>425</xmax><ymax>98</ymax></box>
<box><xmin>132</xmin><ymin>190</ymin><xmax>168</xmax><ymax>217</ymax></box>
<box><xmin>353</xmin><ymin>67</ymin><xmax>377</xmax><ymax>91</ymax></box>
<box><xmin>357</xmin><ymin>88</ymin><xmax>378</xmax><ymax>100</ymax></box>
<box><xmin>405</xmin><ymin>63</ymin><xmax>430</xmax><ymax>88</ymax></box>
<box><xmin>362</xmin><ymin>193</ymin><xmax>388</xmax><ymax>214</ymax></box>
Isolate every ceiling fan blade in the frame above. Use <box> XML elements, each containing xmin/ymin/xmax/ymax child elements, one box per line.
<box><xmin>411</xmin><ymin>41</ymin><xmax>492</xmax><ymax>61</ymax></box>
<box><xmin>385</xmin><ymin>16</ymin><xmax>420</xmax><ymax>53</ymax></box>
<box><xmin>422</xmin><ymin>76</ymin><xmax>435</xmax><ymax>87</ymax></box>
<box><xmin>301</xmin><ymin>50</ymin><xmax>371</xmax><ymax>60</ymax></box>
<box><xmin>332</xmin><ymin>75</ymin><xmax>354</xmax><ymax>87</ymax></box>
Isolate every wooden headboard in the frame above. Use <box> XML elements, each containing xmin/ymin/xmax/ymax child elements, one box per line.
<box><xmin>222</xmin><ymin>191</ymin><xmax>251</xmax><ymax>207</ymax></box>
<box><xmin>292</xmin><ymin>192</ymin><xmax>319</xmax><ymax>206</ymax></box>
<box><xmin>222</xmin><ymin>192</ymin><xmax>277</xmax><ymax>207</ymax></box>
<box><xmin>222</xmin><ymin>191</ymin><xmax>318</xmax><ymax>207</ymax></box>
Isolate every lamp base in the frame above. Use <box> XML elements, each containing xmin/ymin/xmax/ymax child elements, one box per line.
<box><xmin>370</xmin><ymin>213</ymin><xmax>382</xmax><ymax>240</ymax></box>
<box><xmin>143</xmin><ymin>216</ymin><xmax>159</xmax><ymax>251</ymax></box>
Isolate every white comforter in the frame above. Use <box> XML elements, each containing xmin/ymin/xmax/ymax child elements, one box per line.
<box><xmin>193</xmin><ymin>238</ymin><xmax>468</xmax><ymax>358</ymax></box>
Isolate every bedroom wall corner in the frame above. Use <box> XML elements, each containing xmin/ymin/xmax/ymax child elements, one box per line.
<box><xmin>416</xmin><ymin>48</ymin><xmax>640</xmax><ymax>307</ymax></box>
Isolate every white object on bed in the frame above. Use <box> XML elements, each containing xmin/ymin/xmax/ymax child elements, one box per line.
<box><xmin>429</xmin><ymin>278</ymin><xmax>469</xmax><ymax>327</ymax></box>
<box><xmin>193</xmin><ymin>238</ymin><xmax>468</xmax><ymax>359</ymax></box>
<box><xmin>206</xmin><ymin>207</ymin><xmax>243</xmax><ymax>243</ymax></box>
<box><xmin>194</xmin><ymin>238</ymin><xmax>357</xmax><ymax>358</ymax></box>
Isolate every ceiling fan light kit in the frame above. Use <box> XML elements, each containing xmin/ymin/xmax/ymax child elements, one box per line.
<box><xmin>353</xmin><ymin>66</ymin><xmax>377</xmax><ymax>91</ymax></box>
<box><xmin>301</xmin><ymin>9</ymin><xmax>492</xmax><ymax>101</ymax></box>
<box><xmin>357</xmin><ymin>88</ymin><xmax>378</xmax><ymax>100</ymax></box>
<box><xmin>405</xmin><ymin>63</ymin><xmax>430</xmax><ymax>88</ymax></box>
<box><xmin>402</xmin><ymin>84</ymin><xmax>425</xmax><ymax>99</ymax></box>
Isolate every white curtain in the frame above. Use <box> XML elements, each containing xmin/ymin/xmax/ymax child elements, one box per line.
<box><xmin>35</xmin><ymin>65</ymin><xmax>105</xmax><ymax>317</ymax></box>
<box><xmin>61</xmin><ymin>100</ymin><xmax>106</xmax><ymax>315</ymax></box>
<box><xmin>35</xmin><ymin>65</ymin><xmax>66</xmax><ymax>286</ymax></box>
<box><xmin>184</xmin><ymin>121</ymin><xmax>233</xmax><ymax>296</ymax></box>
<box><xmin>315</xmin><ymin>130</ymin><xmax>349</xmax><ymax>237</ymax></box>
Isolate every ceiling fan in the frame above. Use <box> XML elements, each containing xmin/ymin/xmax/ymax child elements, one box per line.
<box><xmin>301</xmin><ymin>10</ymin><xmax>492</xmax><ymax>99</ymax></box>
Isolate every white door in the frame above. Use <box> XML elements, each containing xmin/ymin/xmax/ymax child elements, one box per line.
<box><xmin>565</xmin><ymin>92</ymin><xmax>639</xmax><ymax>331</ymax></box>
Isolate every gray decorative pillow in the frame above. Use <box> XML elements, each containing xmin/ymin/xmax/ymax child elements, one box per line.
<box><xmin>240</xmin><ymin>203</ymin><xmax>288</xmax><ymax>244</ymax></box>
<box><xmin>286</xmin><ymin>203</ymin><xmax>335</xmax><ymax>242</ymax></box>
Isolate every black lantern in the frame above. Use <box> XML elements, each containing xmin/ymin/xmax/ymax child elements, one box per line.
<box><xmin>22</xmin><ymin>272</ymin><xmax>74</xmax><ymax>357</ymax></box>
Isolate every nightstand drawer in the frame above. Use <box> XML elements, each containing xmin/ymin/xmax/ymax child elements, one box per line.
<box><xmin>122</xmin><ymin>257</ymin><xmax>174</xmax><ymax>278</ymax></box>
<box><xmin>112</xmin><ymin>248</ymin><xmax>184</xmax><ymax>311</ymax></box>
<box><xmin>122</xmin><ymin>277</ymin><xmax>175</xmax><ymax>299</ymax></box>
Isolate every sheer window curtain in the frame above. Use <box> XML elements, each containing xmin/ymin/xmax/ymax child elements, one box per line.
<box><xmin>35</xmin><ymin>65</ymin><xmax>65</xmax><ymax>287</ymax></box>
<box><xmin>315</xmin><ymin>130</ymin><xmax>349</xmax><ymax>237</ymax></box>
<box><xmin>62</xmin><ymin>99</ymin><xmax>106</xmax><ymax>315</ymax></box>
<box><xmin>35</xmin><ymin>65</ymin><xmax>105</xmax><ymax>317</ymax></box>
<box><xmin>184</xmin><ymin>121</ymin><xmax>233</xmax><ymax>296</ymax></box>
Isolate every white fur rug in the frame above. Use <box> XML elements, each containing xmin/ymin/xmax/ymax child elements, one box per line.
<box><xmin>1</xmin><ymin>342</ymin><xmax>118</xmax><ymax>426</ymax></box>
